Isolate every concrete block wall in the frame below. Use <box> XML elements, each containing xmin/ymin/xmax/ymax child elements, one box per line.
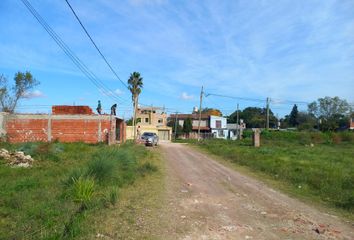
<box><xmin>1</xmin><ymin>113</ymin><xmax>122</xmax><ymax>144</ymax></box>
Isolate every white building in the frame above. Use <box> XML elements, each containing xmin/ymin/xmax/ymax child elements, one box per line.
<box><xmin>210</xmin><ymin>116</ymin><xmax>228</xmax><ymax>139</ymax></box>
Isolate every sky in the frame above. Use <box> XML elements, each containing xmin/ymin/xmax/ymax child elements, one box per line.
<box><xmin>0</xmin><ymin>0</ymin><xmax>353</xmax><ymax>118</ymax></box>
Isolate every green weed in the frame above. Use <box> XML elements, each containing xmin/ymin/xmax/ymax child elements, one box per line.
<box><xmin>0</xmin><ymin>141</ymin><xmax>157</xmax><ymax>239</ymax></box>
<box><xmin>71</xmin><ymin>176</ymin><xmax>95</xmax><ymax>209</ymax></box>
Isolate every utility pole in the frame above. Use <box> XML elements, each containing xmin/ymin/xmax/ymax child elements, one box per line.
<box><xmin>266</xmin><ymin>97</ymin><xmax>270</xmax><ymax>130</ymax></box>
<box><xmin>236</xmin><ymin>103</ymin><xmax>240</xmax><ymax>139</ymax></box>
<box><xmin>174</xmin><ymin>111</ymin><xmax>178</xmax><ymax>140</ymax></box>
<box><xmin>197</xmin><ymin>86</ymin><xmax>204</xmax><ymax>140</ymax></box>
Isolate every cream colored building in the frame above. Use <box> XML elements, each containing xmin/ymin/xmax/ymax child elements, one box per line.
<box><xmin>126</xmin><ymin>107</ymin><xmax>172</xmax><ymax>141</ymax></box>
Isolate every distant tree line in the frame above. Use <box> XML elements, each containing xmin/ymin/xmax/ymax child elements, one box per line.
<box><xmin>227</xmin><ymin>96</ymin><xmax>353</xmax><ymax>131</ymax></box>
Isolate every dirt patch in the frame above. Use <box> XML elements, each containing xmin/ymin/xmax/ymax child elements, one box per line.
<box><xmin>160</xmin><ymin>143</ymin><xmax>353</xmax><ymax>240</ymax></box>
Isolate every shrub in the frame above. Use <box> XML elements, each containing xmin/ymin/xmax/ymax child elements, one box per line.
<box><xmin>87</xmin><ymin>156</ymin><xmax>115</xmax><ymax>184</ymax></box>
<box><xmin>71</xmin><ymin>176</ymin><xmax>95</xmax><ymax>209</ymax></box>
<box><xmin>331</xmin><ymin>133</ymin><xmax>342</xmax><ymax>144</ymax></box>
<box><xmin>339</xmin><ymin>132</ymin><xmax>354</xmax><ymax>143</ymax></box>
<box><xmin>138</xmin><ymin>162</ymin><xmax>158</xmax><ymax>176</ymax></box>
<box><xmin>108</xmin><ymin>187</ymin><xmax>119</xmax><ymax>206</ymax></box>
<box><xmin>242</xmin><ymin>130</ymin><xmax>253</xmax><ymax>139</ymax></box>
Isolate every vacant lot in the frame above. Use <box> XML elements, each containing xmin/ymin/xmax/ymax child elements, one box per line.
<box><xmin>182</xmin><ymin>131</ymin><xmax>354</xmax><ymax>218</ymax></box>
<box><xmin>0</xmin><ymin>141</ymin><xmax>159</xmax><ymax>239</ymax></box>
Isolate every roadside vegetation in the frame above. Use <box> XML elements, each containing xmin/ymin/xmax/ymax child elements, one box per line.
<box><xmin>0</xmin><ymin>141</ymin><xmax>159</xmax><ymax>239</ymax></box>
<box><xmin>180</xmin><ymin>131</ymin><xmax>354</xmax><ymax>218</ymax></box>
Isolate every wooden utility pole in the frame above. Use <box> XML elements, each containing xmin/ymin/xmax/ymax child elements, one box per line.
<box><xmin>174</xmin><ymin>111</ymin><xmax>178</xmax><ymax>140</ymax></box>
<box><xmin>133</xmin><ymin>97</ymin><xmax>138</xmax><ymax>140</ymax></box>
<box><xmin>266</xmin><ymin>97</ymin><xmax>270</xmax><ymax>130</ymax></box>
<box><xmin>197</xmin><ymin>86</ymin><xmax>204</xmax><ymax>140</ymax></box>
<box><xmin>236</xmin><ymin>103</ymin><xmax>240</xmax><ymax>138</ymax></box>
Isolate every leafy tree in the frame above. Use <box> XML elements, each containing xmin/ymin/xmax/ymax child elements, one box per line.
<box><xmin>201</xmin><ymin>108</ymin><xmax>222</xmax><ymax>116</ymax></box>
<box><xmin>308</xmin><ymin>96</ymin><xmax>351</xmax><ymax>131</ymax></box>
<box><xmin>228</xmin><ymin>107</ymin><xmax>277</xmax><ymax>128</ymax></box>
<box><xmin>125</xmin><ymin>118</ymin><xmax>133</xmax><ymax>126</ymax></box>
<box><xmin>183</xmin><ymin>118</ymin><xmax>193</xmax><ymax>135</ymax></box>
<box><xmin>297</xmin><ymin>112</ymin><xmax>317</xmax><ymax>130</ymax></box>
<box><xmin>0</xmin><ymin>71</ymin><xmax>39</xmax><ymax>113</ymax></box>
<box><xmin>127</xmin><ymin>72</ymin><xmax>143</xmax><ymax>139</ymax></box>
<box><xmin>167</xmin><ymin>119</ymin><xmax>183</xmax><ymax>137</ymax></box>
<box><xmin>289</xmin><ymin>104</ymin><xmax>299</xmax><ymax>127</ymax></box>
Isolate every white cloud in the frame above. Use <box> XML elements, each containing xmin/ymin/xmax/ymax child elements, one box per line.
<box><xmin>22</xmin><ymin>90</ymin><xmax>45</xmax><ymax>99</ymax></box>
<box><xmin>114</xmin><ymin>89</ymin><xmax>124</xmax><ymax>95</ymax></box>
<box><xmin>180</xmin><ymin>92</ymin><xmax>194</xmax><ymax>100</ymax></box>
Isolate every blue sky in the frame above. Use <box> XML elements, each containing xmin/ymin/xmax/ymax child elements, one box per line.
<box><xmin>0</xmin><ymin>0</ymin><xmax>353</xmax><ymax>118</ymax></box>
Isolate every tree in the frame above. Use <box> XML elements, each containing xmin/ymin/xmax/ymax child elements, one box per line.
<box><xmin>201</xmin><ymin>108</ymin><xmax>222</xmax><ymax>116</ymax></box>
<box><xmin>308</xmin><ymin>96</ymin><xmax>351</xmax><ymax>131</ymax></box>
<box><xmin>127</xmin><ymin>72</ymin><xmax>143</xmax><ymax>140</ymax></box>
<box><xmin>289</xmin><ymin>104</ymin><xmax>299</xmax><ymax>127</ymax></box>
<box><xmin>0</xmin><ymin>71</ymin><xmax>39</xmax><ymax>113</ymax></box>
<box><xmin>183</xmin><ymin>118</ymin><xmax>192</xmax><ymax>136</ymax></box>
<box><xmin>125</xmin><ymin>118</ymin><xmax>133</xmax><ymax>126</ymax></box>
<box><xmin>297</xmin><ymin>112</ymin><xmax>317</xmax><ymax>130</ymax></box>
<box><xmin>228</xmin><ymin>107</ymin><xmax>277</xmax><ymax>128</ymax></box>
<box><xmin>167</xmin><ymin>119</ymin><xmax>183</xmax><ymax>137</ymax></box>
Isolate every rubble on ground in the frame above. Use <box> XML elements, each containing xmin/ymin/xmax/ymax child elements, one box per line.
<box><xmin>0</xmin><ymin>148</ymin><xmax>34</xmax><ymax>168</ymax></box>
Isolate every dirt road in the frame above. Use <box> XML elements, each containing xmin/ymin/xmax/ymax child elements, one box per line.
<box><xmin>160</xmin><ymin>142</ymin><xmax>353</xmax><ymax>240</ymax></box>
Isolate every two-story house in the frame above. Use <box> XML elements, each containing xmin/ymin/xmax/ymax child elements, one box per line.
<box><xmin>127</xmin><ymin>106</ymin><xmax>172</xmax><ymax>140</ymax></box>
<box><xmin>169</xmin><ymin>113</ymin><xmax>229</xmax><ymax>139</ymax></box>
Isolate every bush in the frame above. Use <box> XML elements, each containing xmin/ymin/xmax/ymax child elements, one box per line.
<box><xmin>87</xmin><ymin>157</ymin><xmax>115</xmax><ymax>184</ymax></box>
<box><xmin>339</xmin><ymin>132</ymin><xmax>354</xmax><ymax>143</ymax></box>
<box><xmin>71</xmin><ymin>176</ymin><xmax>95</xmax><ymax>209</ymax></box>
<box><xmin>138</xmin><ymin>162</ymin><xmax>158</xmax><ymax>176</ymax></box>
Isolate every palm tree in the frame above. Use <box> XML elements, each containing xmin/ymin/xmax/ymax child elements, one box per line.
<box><xmin>127</xmin><ymin>72</ymin><xmax>143</xmax><ymax>140</ymax></box>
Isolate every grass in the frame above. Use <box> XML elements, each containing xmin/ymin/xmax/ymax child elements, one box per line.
<box><xmin>179</xmin><ymin>131</ymin><xmax>354</xmax><ymax>219</ymax></box>
<box><xmin>0</xmin><ymin>141</ymin><xmax>159</xmax><ymax>239</ymax></box>
<box><xmin>79</xmin><ymin>147</ymin><xmax>167</xmax><ymax>239</ymax></box>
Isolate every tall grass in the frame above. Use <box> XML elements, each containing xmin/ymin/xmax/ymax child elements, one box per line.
<box><xmin>0</xmin><ymin>141</ymin><xmax>158</xmax><ymax>239</ymax></box>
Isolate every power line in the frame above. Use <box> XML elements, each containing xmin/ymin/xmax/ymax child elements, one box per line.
<box><xmin>206</xmin><ymin>92</ymin><xmax>310</xmax><ymax>106</ymax></box>
<box><xmin>64</xmin><ymin>0</ymin><xmax>128</xmax><ymax>90</ymax></box>
<box><xmin>21</xmin><ymin>0</ymin><xmax>126</xmax><ymax>104</ymax></box>
<box><xmin>205</xmin><ymin>93</ymin><xmax>265</xmax><ymax>103</ymax></box>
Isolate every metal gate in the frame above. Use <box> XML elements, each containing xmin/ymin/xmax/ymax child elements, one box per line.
<box><xmin>158</xmin><ymin>130</ymin><xmax>170</xmax><ymax>140</ymax></box>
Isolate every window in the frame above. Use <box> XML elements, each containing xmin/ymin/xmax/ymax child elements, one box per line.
<box><xmin>158</xmin><ymin>118</ymin><xmax>163</xmax><ymax>123</ymax></box>
<box><xmin>145</xmin><ymin>118</ymin><xmax>149</xmax><ymax>123</ymax></box>
<box><xmin>215</xmin><ymin>120</ymin><xmax>221</xmax><ymax>128</ymax></box>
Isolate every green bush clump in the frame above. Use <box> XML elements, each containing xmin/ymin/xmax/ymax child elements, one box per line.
<box><xmin>138</xmin><ymin>162</ymin><xmax>158</xmax><ymax>176</ymax></box>
<box><xmin>71</xmin><ymin>176</ymin><xmax>95</xmax><ymax>209</ymax></box>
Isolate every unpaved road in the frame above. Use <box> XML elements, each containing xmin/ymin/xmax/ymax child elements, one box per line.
<box><xmin>160</xmin><ymin>142</ymin><xmax>353</xmax><ymax>240</ymax></box>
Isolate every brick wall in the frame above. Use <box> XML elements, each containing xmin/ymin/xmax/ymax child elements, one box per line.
<box><xmin>2</xmin><ymin>114</ymin><xmax>125</xmax><ymax>144</ymax></box>
<box><xmin>52</xmin><ymin>105</ymin><xmax>94</xmax><ymax>115</ymax></box>
<box><xmin>51</xmin><ymin>119</ymin><xmax>107</xmax><ymax>143</ymax></box>
<box><xmin>6</xmin><ymin>118</ymin><xmax>48</xmax><ymax>143</ymax></box>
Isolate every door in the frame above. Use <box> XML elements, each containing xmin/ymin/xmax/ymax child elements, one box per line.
<box><xmin>158</xmin><ymin>130</ymin><xmax>169</xmax><ymax>140</ymax></box>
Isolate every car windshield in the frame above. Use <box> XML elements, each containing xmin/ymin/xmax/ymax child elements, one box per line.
<box><xmin>142</xmin><ymin>132</ymin><xmax>154</xmax><ymax>137</ymax></box>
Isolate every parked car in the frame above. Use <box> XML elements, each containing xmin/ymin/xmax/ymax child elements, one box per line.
<box><xmin>141</xmin><ymin>132</ymin><xmax>159</xmax><ymax>146</ymax></box>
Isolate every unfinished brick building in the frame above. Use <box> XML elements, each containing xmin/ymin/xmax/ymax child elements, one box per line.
<box><xmin>0</xmin><ymin>106</ymin><xmax>126</xmax><ymax>144</ymax></box>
